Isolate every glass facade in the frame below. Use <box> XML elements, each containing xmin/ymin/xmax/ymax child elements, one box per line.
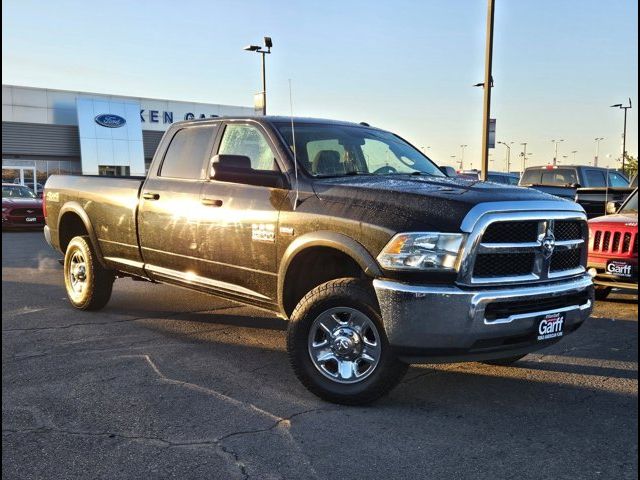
<box><xmin>2</xmin><ymin>158</ymin><xmax>82</xmax><ymax>192</ymax></box>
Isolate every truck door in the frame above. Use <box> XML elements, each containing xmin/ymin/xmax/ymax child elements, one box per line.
<box><xmin>138</xmin><ymin>124</ymin><xmax>219</xmax><ymax>279</ymax></box>
<box><xmin>197</xmin><ymin>122</ymin><xmax>288</xmax><ymax>304</ymax></box>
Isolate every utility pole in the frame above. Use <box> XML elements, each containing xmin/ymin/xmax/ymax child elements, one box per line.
<box><xmin>594</xmin><ymin>137</ymin><xmax>604</xmax><ymax>167</ymax></box>
<box><xmin>520</xmin><ymin>142</ymin><xmax>528</xmax><ymax>173</ymax></box>
<box><xmin>479</xmin><ymin>0</ymin><xmax>495</xmax><ymax>181</ymax></box>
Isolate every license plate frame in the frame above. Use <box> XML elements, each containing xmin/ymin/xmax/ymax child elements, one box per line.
<box><xmin>536</xmin><ymin>311</ymin><xmax>566</xmax><ymax>342</ymax></box>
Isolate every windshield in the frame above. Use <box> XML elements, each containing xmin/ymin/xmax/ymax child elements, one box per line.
<box><xmin>620</xmin><ymin>190</ymin><xmax>638</xmax><ymax>213</ymax></box>
<box><xmin>275</xmin><ymin>123</ymin><xmax>445</xmax><ymax>178</ymax></box>
<box><xmin>2</xmin><ymin>185</ymin><xmax>37</xmax><ymax>199</ymax></box>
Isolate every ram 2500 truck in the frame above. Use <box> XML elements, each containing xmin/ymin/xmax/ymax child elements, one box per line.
<box><xmin>44</xmin><ymin>117</ymin><xmax>594</xmax><ymax>405</ymax></box>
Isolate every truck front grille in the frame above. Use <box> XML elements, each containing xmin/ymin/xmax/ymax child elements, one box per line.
<box><xmin>474</xmin><ymin>253</ymin><xmax>535</xmax><ymax>278</ymax></box>
<box><xmin>459</xmin><ymin>212</ymin><xmax>588</xmax><ymax>286</ymax></box>
<box><xmin>591</xmin><ymin>227</ymin><xmax>637</xmax><ymax>256</ymax></box>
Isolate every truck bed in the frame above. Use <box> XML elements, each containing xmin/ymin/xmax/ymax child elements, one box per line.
<box><xmin>44</xmin><ymin>174</ymin><xmax>145</xmax><ymax>269</ymax></box>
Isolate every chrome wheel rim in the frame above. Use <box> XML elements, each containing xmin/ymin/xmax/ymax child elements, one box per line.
<box><xmin>68</xmin><ymin>250</ymin><xmax>88</xmax><ymax>298</ymax></box>
<box><xmin>308</xmin><ymin>307</ymin><xmax>382</xmax><ymax>384</ymax></box>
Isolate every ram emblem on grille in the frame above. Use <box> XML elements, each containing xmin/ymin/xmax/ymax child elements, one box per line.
<box><xmin>541</xmin><ymin>230</ymin><xmax>556</xmax><ymax>259</ymax></box>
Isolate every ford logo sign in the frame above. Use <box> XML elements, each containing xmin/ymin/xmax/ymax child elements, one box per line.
<box><xmin>95</xmin><ymin>114</ymin><xmax>126</xmax><ymax>128</ymax></box>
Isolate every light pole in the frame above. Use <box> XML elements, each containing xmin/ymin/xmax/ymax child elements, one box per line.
<box><xmin>594</xmin><ymin>137</ymin><xmax>604</xmax><ymax>167</ymax></box>
<box><xmin>571</xmin><ymin>150</ymin><xmax>578</xmax><ymax>162</ymax></box>
<box><xmin>478</xmin><ymin>0</ymin><xmax>495</xmax><ymax>181</ymax></box>
<box><xmin>551</xmin><ymin>139</ymin><xmax>564</xmax><ymax>165</ymax></box>
<box><xmin>520</xmin><ymin>142</ymin><xmax>528</xmax><ymax>173</ymax></box>
<box><xmin>451</xmin><ymin>155</ymin><xmax>460</xmax><ymax>170</ymax></box>
<box><xmin>610</xmin><ymin>99</ymin><xmax>632</xmax><ymax>173</ymax></box>
<box><xmin>460</xmin><ymin>144</ymin><xmax>468</xmax><ymax>170</ymax></box>
<box><xmin>244</xmin><ymin>36</ymin><xmax>273</xmax><ymax>115</ymax></box>
<box><xmin>497</xmin><ymin>141</ymin><xmax>512</xmax><ymax>172</ymax></box>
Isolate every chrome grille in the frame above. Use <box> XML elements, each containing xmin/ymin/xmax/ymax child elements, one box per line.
<box><xmin>458</xmin><ymin>209</ymin><xmax>588</xmax><ymax>286</ymax></box>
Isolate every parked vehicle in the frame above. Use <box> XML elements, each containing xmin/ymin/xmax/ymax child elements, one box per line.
<box><xmin>487</xmin><ymin>172</ymin><xmax>520</xmax><ymax>185</ymax></box>
<box><xmin>587</xmin><ymin>188</ymin><xmax>638</xmax><ymax>299</ymax></box>
<box><xmin>2</xmin><ymin>183</ymin><xmax>45</xmax><ymax>229</ymax></box>
<box><xmin>43</xmin><ymin>117</ymin><xmax>594</xmax><ymax>404</ymax></box>
<box><xmin>520</xmin><ymin>165</ymin><xmax>633</xmax><ymax>218</ymax></box>
<box><xmin>455</xmin><ymin>170</ymin><xmax>520</xmax><ymax>185</ymax></box>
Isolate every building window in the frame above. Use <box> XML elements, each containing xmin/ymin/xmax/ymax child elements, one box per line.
<box><xmin>99</xmin><ymin>165</ymin><xmax>131</xmax><ymax>177</ymax></box>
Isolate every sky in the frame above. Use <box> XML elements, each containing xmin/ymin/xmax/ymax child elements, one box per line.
<box><xmin>2</xmin><ymin>0</ymin><xmax>638</xmax><ymax>172</ymax></box>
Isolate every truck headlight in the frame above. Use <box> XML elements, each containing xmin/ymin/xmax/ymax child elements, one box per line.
<box><xmin>377</xmin><ymin>232</ymin><xmax>465</xmax><ymax>271</ymax></box>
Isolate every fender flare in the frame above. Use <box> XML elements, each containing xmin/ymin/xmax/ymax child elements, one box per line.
<box><xmin>57</xmin><ymin>202</ymin><xmax>107</xmax><ymax>268</ymax></box>
<box><xmin>277</xmin><ymin>231</ymin><xmax>382</xmax><ymax>314</ymax></box>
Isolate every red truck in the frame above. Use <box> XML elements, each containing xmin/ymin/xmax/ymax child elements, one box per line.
<box><xmin>588</xmin><ymin>188</ymin><xmax>638</xmax><ymax>299</ymax></box>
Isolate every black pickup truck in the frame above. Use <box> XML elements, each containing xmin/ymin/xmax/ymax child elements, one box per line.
<box><xmin>44</xmin><ymin>117</ymin><xmax>594</xmax><ymax>404</ymax></box>
<box><xmin>519</xmin><ymin>165</ymin><xmax>633</xmax><ymax>218</ymax></box>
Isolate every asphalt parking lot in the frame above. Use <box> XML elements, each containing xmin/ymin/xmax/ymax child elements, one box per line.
<box><xmin>2</xmin><ymin>230</ymin><xmax>638</xmax><ymax>480</ymax></box>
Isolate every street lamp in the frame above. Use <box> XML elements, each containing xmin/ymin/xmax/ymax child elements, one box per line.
<box><xmin>571</xmin><ymin>150</ymin><xmax>578</xmax><ymax>162</ymax></box>
<box><xmin>594</xmin><ymin>137</ymin><xmax>604</xmax><ymax>167</ymax></box>
<box><xmin>244</xmin><ymin>36</ymin><xmax>273</xmax><ymax>115</ymax></box>
<box><xmin>551</xmin><ymin>139</ymin><xmax>564</xmax><ymax>165</ymax></box>
<box><xmin>497</xmin><ymin>141</ymin><xmax>513</xmax><ymax>172</ymax></box>
<box><xmin>460</xmin><ymin>144</ymin><xmax>468</xmax><ymax>170</ymax></box>
<box><xmin>610</xmin><ymin>99</ymin><xmax>632</xmax><ymax>173</ymax></box>
<box><xmin>520</xmin><ymin>142</ymin><xmax>529</xmax><ymax>173</ymax></box>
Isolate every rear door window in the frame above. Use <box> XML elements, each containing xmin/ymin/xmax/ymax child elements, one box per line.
<box><xmin>160</xmin><ymin>125</ymin><xmax>218</xmax><ymax>179</ymax></box>
<box><xmin>584</xmin><ymin>169</ymin><xmax>607</xmax><ymax>187</ymax></box>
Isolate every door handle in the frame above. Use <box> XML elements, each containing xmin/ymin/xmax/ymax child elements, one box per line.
<box><xmin>142</xmin><ymin>192</ymin><xmax>160</xmax><ymax>200</ymax></box>
<box><xmin>201</xmin><ymin>198</ymin><xmax>223</xmax><ymax>207</ymax></box>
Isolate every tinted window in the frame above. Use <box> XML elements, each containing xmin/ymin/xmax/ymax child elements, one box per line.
<box><xmin>585</xmin><ymin>169</ymin><xmax>606</xmax><ymax>187</ymax></box>
<box><xmin>507</xmin><ymin>176</ymin><xmax>520</xmax><ymax>185</ymax></box>
<box><xmin>160</xmin><ymin>126</ymin><xmax>217</xmax><ymax>179</ymax></box>
<box><xmin>608</xmin><ymin>171</ymin><xmax>629</xmax><ymax>187</ymax></box>
<box><xmin>2</xmin><ymin>185</ymin><xmax>37</xmax><ymax>198</ymax></box>
<box><xmin>218</xmin><ymin>124</ymin><xmax>278</xmax><ymax>171</ymax></box>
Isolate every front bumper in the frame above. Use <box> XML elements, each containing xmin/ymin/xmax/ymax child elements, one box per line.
<box><xmin>373</xmin><ymin>274</ymin><xmax>594</xmax><ymax>363</ymax></box>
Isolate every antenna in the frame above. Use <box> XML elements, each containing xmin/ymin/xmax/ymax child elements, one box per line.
<box><xmin>289</xmin><ymin>79</ymin><xmax>300</xmax><ymax>210</ymax></box>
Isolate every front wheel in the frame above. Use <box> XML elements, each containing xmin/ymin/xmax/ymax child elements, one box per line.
<box><xmin>287</xmin><ymin>278</ymin><xmax>408</xmax><ymax>405</ymax></box>
<box><xmin>64</xmin><ymin>235</ymin><xmax>115</xmax><ymax>310</ymax></box>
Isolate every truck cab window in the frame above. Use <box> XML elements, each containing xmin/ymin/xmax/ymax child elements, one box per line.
<box><xmin>608</xmin><ymin>171</ymin><xmax>629</xmax><ymax>187</ymax></box>
<box><xmin>218</xmin><ymin>124</ymin><xmax>278</xmax><ymax>171</ymax></box>
<box><xmin>159</xmin><ymin>125</ymin><xmax>217</xmax><ymax>179</ymax></box>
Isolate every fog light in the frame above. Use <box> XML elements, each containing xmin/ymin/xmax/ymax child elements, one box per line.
<box><xmin>588</xmin><ymin>268</ymin><xmax>598</xmax><ymax>277</ymax></box>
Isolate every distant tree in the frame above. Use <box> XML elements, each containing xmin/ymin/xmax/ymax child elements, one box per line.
<box><xmin>623</xmin><ymin>155</ymin><xmax>638</xmax><ymax>180</ymax></box>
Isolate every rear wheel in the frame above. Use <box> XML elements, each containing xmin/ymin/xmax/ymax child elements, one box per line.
<box><xmin>287</xmin><ymin>278</ymin><xmax>408</xmax><ymax>405</ymax></box>
<box><xmin>481</xmin><ymin>354</ymin><xmax>528</xmax><ymax>366</ymax></box>
<box><xmin>64</xmin><ymin>235</ymin><xmax>115</xmax><ymax>310</ymax></box>
<box><xmin>594</xmin><ymin>286</ymin><xmax>612</xmax><ymax>301</ymax></box>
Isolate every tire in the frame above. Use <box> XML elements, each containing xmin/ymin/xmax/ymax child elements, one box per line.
<box><xmin>481</xmin><ymin>354</ymin><xmax>527</xmax><ymax>366</ymax></box>
<box><xmin>63</xmin><ymin>235</ymin><xmax>115</xmax><ymax>311</ymax></box>
<box><xmin>287</xmin><ymin>278</ymin><xmax>408</xmax><ymax>405</ymax></box>
<box><xmin>594</xmin><ymin>286</ymin><xmax>612</xmax><ymax>301</ymax></box>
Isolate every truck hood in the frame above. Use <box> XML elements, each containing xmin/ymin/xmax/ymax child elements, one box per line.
<box><xmin>589</xmin><ymin>211</ymin><xmax>638</xmax><ymax>227</ymax></box>
<box><xmin>311</xmin><ymin>175</ymin><xmax>566</xmax><ymax>232</ymax></box>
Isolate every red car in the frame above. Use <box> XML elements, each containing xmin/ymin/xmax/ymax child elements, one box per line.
<box><xmin>2</xmin><ymin>183</ymin><xmax>45</xmax><ymax>229</ymax></box>
<box><xmin>587</xmin><ymin>188</ymin><xmax>638</xmax><ymax>299</ymax></box>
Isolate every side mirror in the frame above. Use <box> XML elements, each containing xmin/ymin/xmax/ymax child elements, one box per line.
<box><xmin>571</xmin><ymin>183</ymin><xmax>582</xmax><ymax>188</ymax></box>
<box><xmin>210</xmin><ymin>154</ymin><xmax>287</xmax><ymax>189</ymax></box>
<box><xmin>606</xmin><ymin>201</ymin><xmax>620</xmax><ymax>215</ymax></box>
<box><xmin>439</xmin><ymin>166</ymin><xmax>456</xmax><ymax>177</ymax></box>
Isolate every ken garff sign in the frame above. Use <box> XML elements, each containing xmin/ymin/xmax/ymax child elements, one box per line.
<box><xmin>94</xmin><ymin>114</ymin><xmax>127</xmax><ymax>128</ymax></box>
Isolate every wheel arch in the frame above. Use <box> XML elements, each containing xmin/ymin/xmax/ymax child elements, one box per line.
<box><xmin>57</xmin><ymin>202</ymin><xmax>107</xmax><ymax>268</ymax></box>
<box><xmin>278</xmin><ymin>231</ymin><xmax>382</xmax><ymax>318</ymax></box>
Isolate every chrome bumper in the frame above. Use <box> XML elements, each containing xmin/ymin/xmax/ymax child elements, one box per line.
<box><xmin>373</xmin><ymin>274</ymin><xmax>594</xmax><ymax>362</ymax></box>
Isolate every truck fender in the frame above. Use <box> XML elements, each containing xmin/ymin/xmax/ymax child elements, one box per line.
<box><xmin>57</xmin><ymin>202</ymin><xmax>107</xmax><ymax>268</ymax></box>
<box><xmin>277</xmin><ymin>231</ymin><xmax>382</xmax><ymax>312</ymax></box>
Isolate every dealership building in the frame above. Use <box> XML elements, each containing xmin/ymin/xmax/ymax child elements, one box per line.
<box><xmin>2</xmin><ymin>84</ymin><xmax>254</xmax><ymax>191</ymax></box>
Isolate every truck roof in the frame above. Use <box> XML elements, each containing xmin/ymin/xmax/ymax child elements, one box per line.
<box><xmin>170</xmin><ymin>115</ymin><xmax>380</xmax><ymax>129</ymax></box>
